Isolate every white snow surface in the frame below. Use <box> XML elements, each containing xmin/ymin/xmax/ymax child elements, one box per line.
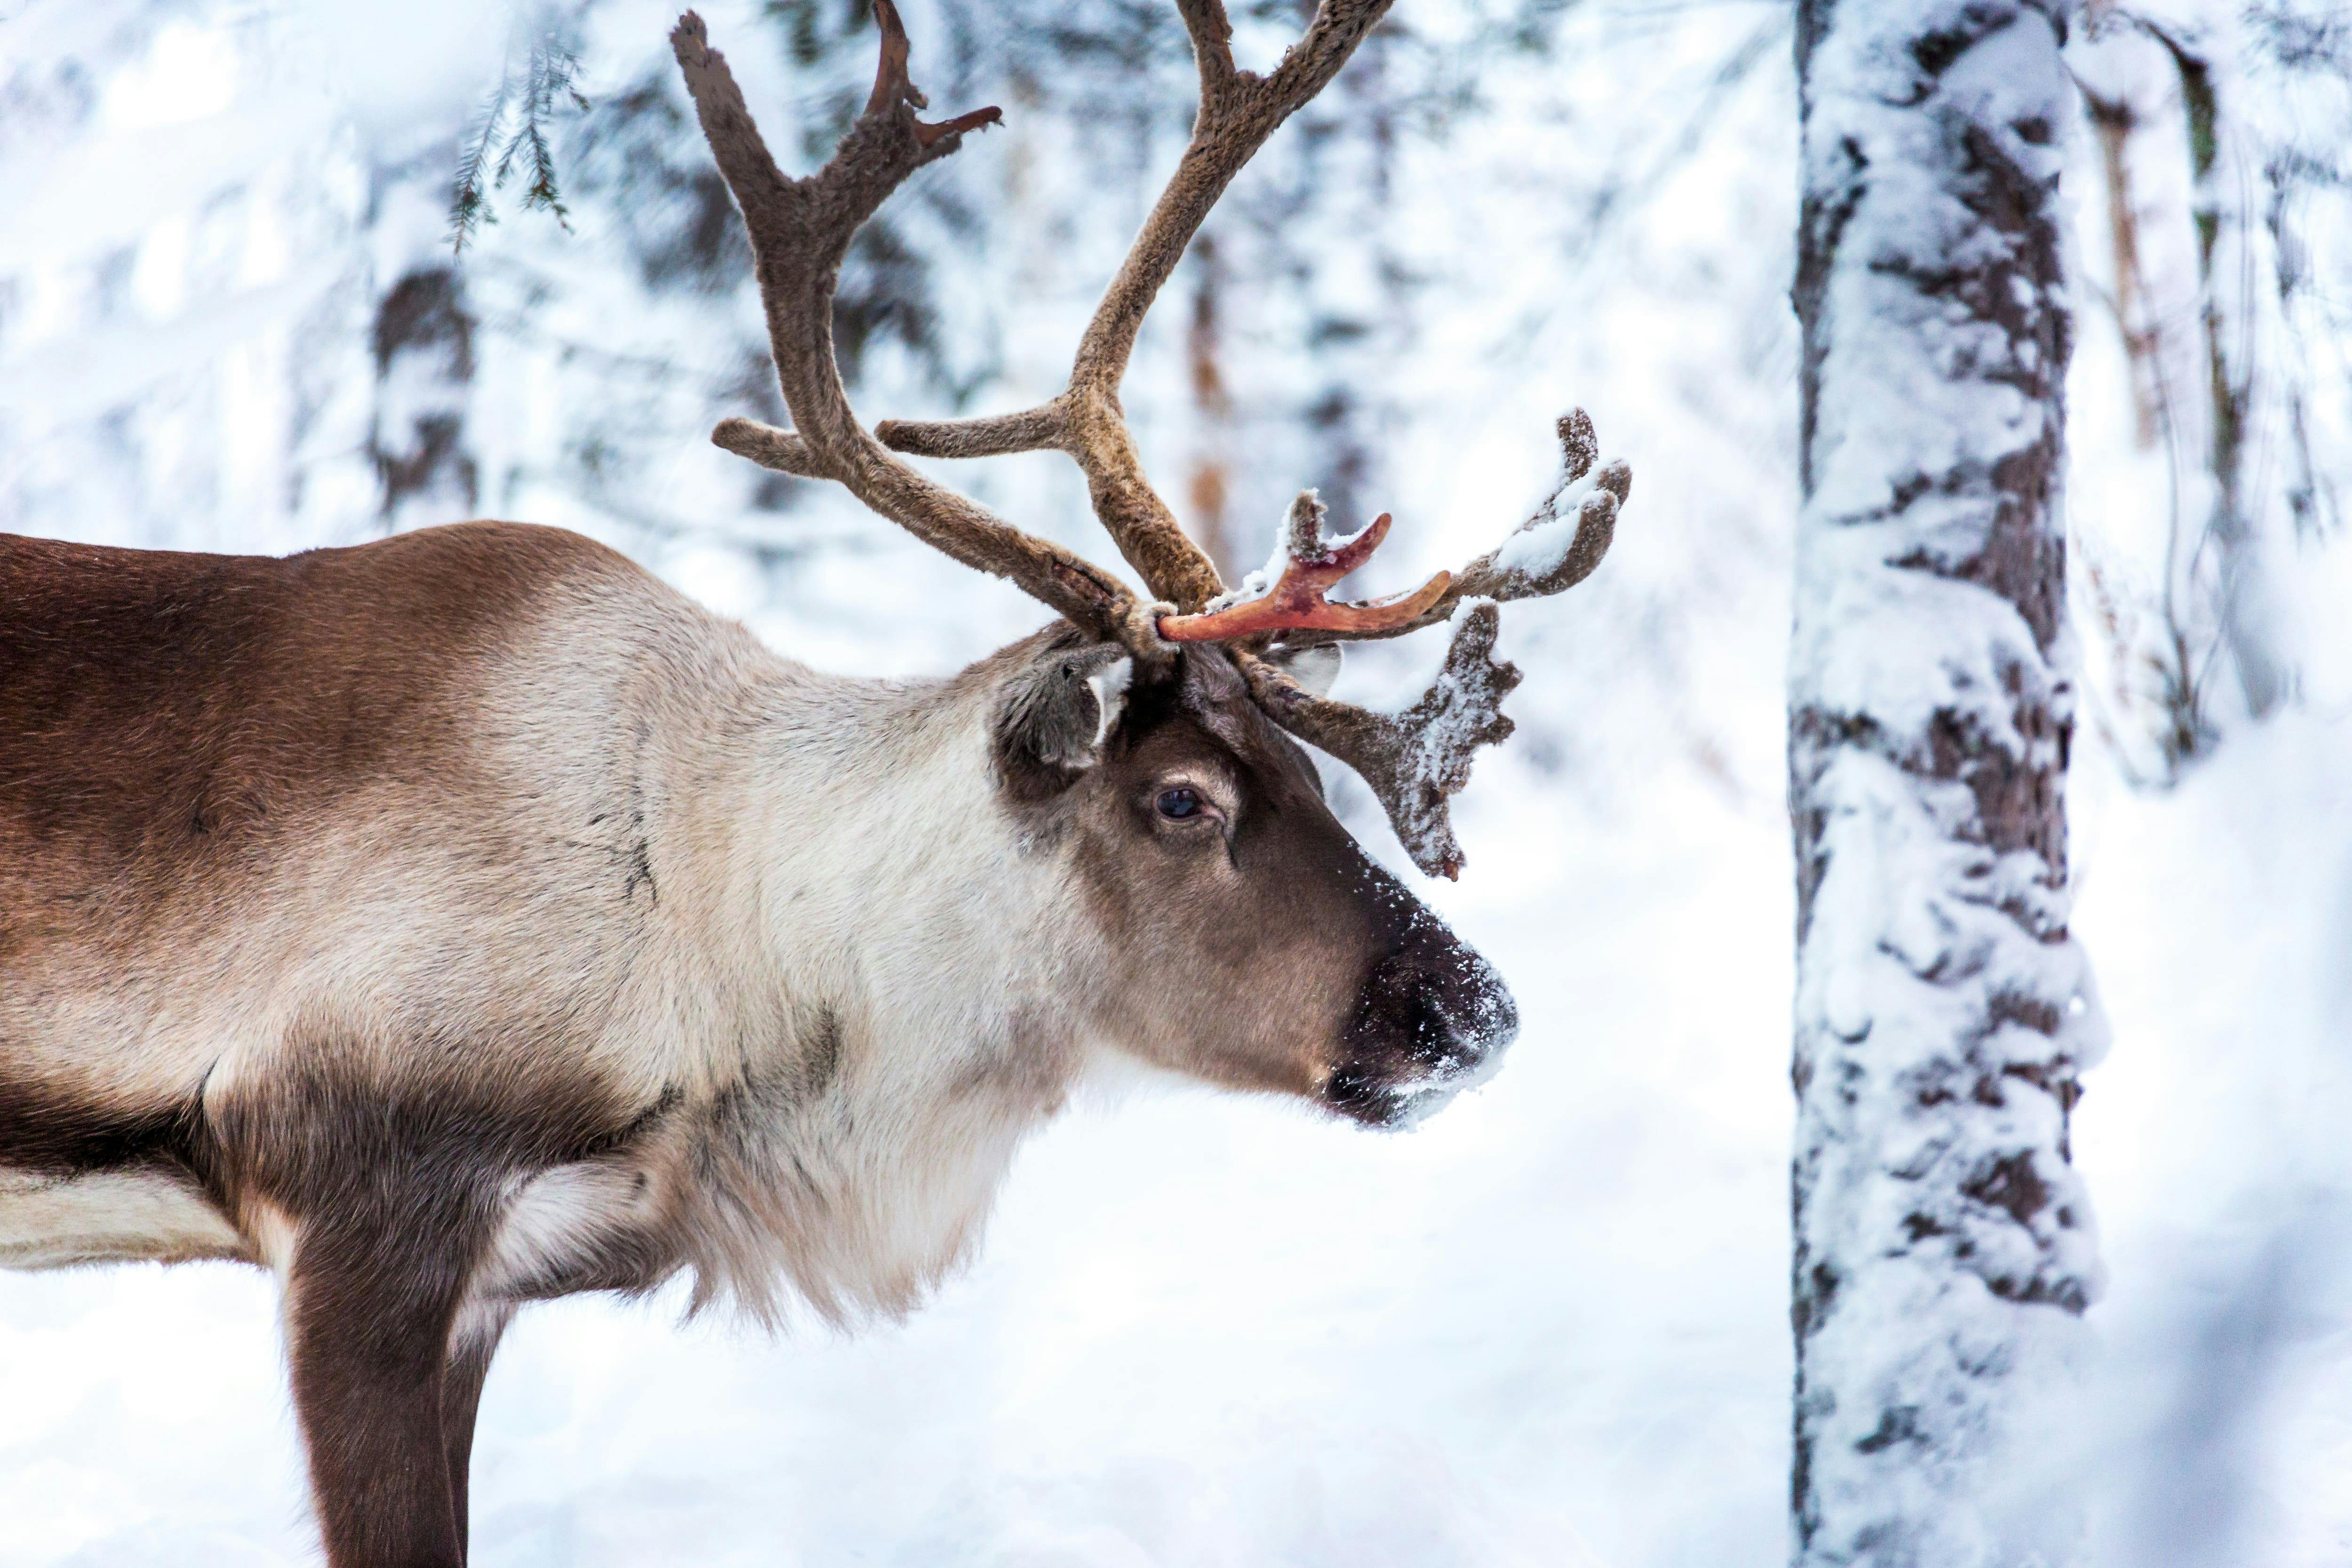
<box><xmin>6</xmin><ymin>0</ymin><xmax>2352</xmax><ymax>1563</ymax></box>
<box><xmin>1489</xmin><ymin>460</ymin><xmax>1603</xmax><ymax>582</ymax></box>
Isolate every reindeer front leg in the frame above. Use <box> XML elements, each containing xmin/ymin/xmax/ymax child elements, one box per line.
<box><xmin>442</xmin><ymin>1305</ymin><xmax>513</xmax><ymax>1556</ymax></box>
<box><xmin>283</xmin><ymin>1207</ymin><xmax>484</xmax><ymax>1568</ymax></box>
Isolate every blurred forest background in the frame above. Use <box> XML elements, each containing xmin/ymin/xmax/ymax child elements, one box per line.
<box><xmin>3</xmin><ymin>0</ymin><xmax>2352</xmax><ymax>1563</ymax></box>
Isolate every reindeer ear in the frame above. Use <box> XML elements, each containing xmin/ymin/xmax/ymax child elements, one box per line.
<box><xmin>1262</xmin><ymin>642</ymin><xmax>1343</xmax><ymax>698</ymax></box>
<box><xmin>993</xmin><ymin>642</ymin><xmax>1134</xmax><ymax>796</ymax></box>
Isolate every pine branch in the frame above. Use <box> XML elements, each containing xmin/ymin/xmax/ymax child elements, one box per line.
<box><xmin>451</xmin><ymin>15</ymin><xmax>590</xmax><ymax>253</ymax></box>
<box><xmin>449</xmin><ymin>58</ymin><xmax>515</xmax><ymax>253</ymax></box>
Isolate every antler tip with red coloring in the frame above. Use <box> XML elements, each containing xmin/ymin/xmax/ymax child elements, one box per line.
<box><xmin>1154</xmin><ymin>502</ymin><xmax>1446</xmax><ymax>643</ymax></box>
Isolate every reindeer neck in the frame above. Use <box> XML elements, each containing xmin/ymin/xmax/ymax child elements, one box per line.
<box><xmin>629</xmin><ymin>653</ymin><xmax>1090</xmax><ymax>1318</ymax></box>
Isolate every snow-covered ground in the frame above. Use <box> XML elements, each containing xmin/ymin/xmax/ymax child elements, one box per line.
<box><xmin>5</xmin><ymin>0</ymin><xmax>2352</xmax><ymax>1563</ymax></box>
<box><xmin>2075</xmin><ymin>708</ymin><xmax>2352</xmax><ymax>1568</ymax></box>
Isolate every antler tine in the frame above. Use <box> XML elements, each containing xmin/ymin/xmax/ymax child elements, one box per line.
<box><xmin>1068</xmin><ymin>0</ymin><xmax>1406</xmax><ymax>612</ymax></box>
<box><xmin>1199</xmin><ymin>409</ymin><xmax>1629</xmax><ymax>876</ymax></box>
<box><xmin>1271</xmin><ymin>409</ymin><xmax>1633</xmax><ymax>647</ymax></box>
<box><xmin>1239</xmin><ymin>602</ymin><xmax>1522</xmax><ymax>880</ymax></box>
<box><xmin>869</xmin><ymin>0</ymin><xmax>1401</xmax><ymax>614</ymax></box>
<box><xmin>1157</xmin><ymin>491</ymin><xmax>1451</xmax><ymax>642</ymax></box>
<box><xmin>873</xmin><ymin>404</ymin><xmax>1068</xmax><ymax>462</ymax></box>
<box><xmin>1071</xmin><ymin>0</ymin><xmax>1395</xmax><ymax>397</ymax></box>
<box><xmin>1152</xmin><ymin>409</ymin><xmax>1626</xmax><ymax>645</ymax></box>
<box><xmin>673</xmin><ymin>8</ymin><xmax>1137</xmax><ymax>639</ymax></box>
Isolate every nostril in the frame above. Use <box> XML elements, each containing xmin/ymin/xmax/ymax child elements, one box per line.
<box><xmin>1394</xmin><ymin>972</ymin><xmax>1478</xmax><ymax>1072</ymax></box>
<box><xmin>1400</xmin><ymin>949</ymin><xmax>1516</xmax><ymax>1043</ymax></box>
<box><xmin>1404</xmin><ymin>985</ymin><xmax>1454</xmax><ymax>1066</ymax></box>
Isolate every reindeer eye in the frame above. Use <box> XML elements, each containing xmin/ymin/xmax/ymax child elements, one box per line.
<box><xmin>1156</xmin><ymin>787</ymin><xmax>1206</xmax><ymax>821</ymax></box>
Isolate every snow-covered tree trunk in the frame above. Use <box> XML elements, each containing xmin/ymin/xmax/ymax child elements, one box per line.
<box><xmin>1788</xmin><ymin>1</ymin><xmax>2108</xmax><ymax>1563</ymax></box>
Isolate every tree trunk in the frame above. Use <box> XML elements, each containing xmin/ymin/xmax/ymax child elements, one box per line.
<box><xmin>369</xmin><ymin>153</ymin><xmax>479</xmax><ymax>533</ymax></box>
<box><xmin>1789</xmin><ymin>1</ymin><xmax>2107</xmax><ymax>1563</ymax></box>
<box><xmin>2164</xmin><ymin>32</ymin><xmax>2285</xmax><ymax>721</ymax></box>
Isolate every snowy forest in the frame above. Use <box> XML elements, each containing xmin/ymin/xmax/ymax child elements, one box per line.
<box><xmin>4</xmin><ymin>0</ymin><xmax>2352</xmax><ymax>1562</ymax></box>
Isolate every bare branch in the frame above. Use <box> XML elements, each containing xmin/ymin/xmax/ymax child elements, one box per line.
<box><xmin>1240</xmin><ymin>601</ymin><xmax>1522</xmax><ymax>879</ymax></box>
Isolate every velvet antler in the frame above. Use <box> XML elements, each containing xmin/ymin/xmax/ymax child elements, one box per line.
<box><xmin>675</xmin><ymin>2</ymin><xmax>1630</xmax><ymax>877</ymax></box>
<box><xmin>1211</xmin><ymin>412</ymin><xmax>1631</xmax><ymax>877</ymax></box>
<box><xmin>1158</xmin><ymin>494</ymin><xmax>1451</xmax><ymax>641</ymax></box>
<box><xmin>671</xmin><ymin>7</ymin><xmax>1137</xmax><ymax>640</ymax></box>
<box><xmin>1263</xmin><ymin>411</ymin><xmax>1632</xmax><ymax>649</ymax></box>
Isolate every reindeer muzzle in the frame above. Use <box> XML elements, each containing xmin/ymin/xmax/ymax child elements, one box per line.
<box><xmin>1325</xmin><ymin>938</ymin><xmax>1518</xmax><ymax>1129</ymax></box>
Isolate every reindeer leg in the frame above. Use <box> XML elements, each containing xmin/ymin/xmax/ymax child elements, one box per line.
<box><xmin>283</xmin><ymin>1210</ymin><xmax>479</xmax><ymax>1568</ymax></box>
<box><xmin>441</xmin><ymin>1306</ymin><xmax>512</xmax><ymax>1560</ymax></box>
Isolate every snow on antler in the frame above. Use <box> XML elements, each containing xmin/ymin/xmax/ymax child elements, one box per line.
<box><xmin>1224</xmin><ymin>408</ymin><xmax>1629</xmax><ymax>874</ymax></box>
<box><xmin>1264</xmin><ymin>409</ymin><xmax>1631</xmax><ymax>648</ymax></box>
<box><xmin>1243</xmin><ymin>599</ymin><xmax>1520</xmax><ymax>879</ymax></box>
<box><xmin>1481</xmin><ymin>410</ymin><xmax>1629</xmax><ymax>598</ymax></box>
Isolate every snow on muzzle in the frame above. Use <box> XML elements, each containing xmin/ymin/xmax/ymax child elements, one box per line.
<box><xmin>1323</xmin><ymin>932</ymin><xmax>1519</xmax><ymax>1129</ymax></box>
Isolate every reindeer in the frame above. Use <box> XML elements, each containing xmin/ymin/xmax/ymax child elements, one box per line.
<box><xmin>0</xmin><ymin>3</ymin><xmax>1628</xmax><ymax>1562</ymax></box>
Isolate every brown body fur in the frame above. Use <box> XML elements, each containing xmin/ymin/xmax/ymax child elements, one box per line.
<box><xmin>2</xmin><ymin>526</ymin><xmax>707</xmax><ymax>1188</ymax></box>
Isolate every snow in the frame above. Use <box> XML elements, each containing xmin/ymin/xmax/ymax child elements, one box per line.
<box><xmin>6</xmin><ymin>0</ymin><xmax>2352</xmax><ymax>1561</ymax></box>
<box><xmin>1795</xmin><ymin>545</ymin><xmax>2059</xmax><ymax>773</ymax></box>
<box><xmin>1200</xmin><ymin>510</ymin><xmax>1295</xmax><ymax>612</ymax></box>
<box><xmin>2073</xmin><ymin>709</ymin><xmax>2352</xmax><ymax>1568</ymax></box>
<box><xmin>1490</xmin><ymin>480</ymin><xmax>1601</xmax><ymax>581</ymax></box>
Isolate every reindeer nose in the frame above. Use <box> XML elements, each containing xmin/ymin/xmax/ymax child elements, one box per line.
<box><xmin>1326</xmin><ymin>936</ymin><xmax>1519</xmax><ymax>1127</ymax></box>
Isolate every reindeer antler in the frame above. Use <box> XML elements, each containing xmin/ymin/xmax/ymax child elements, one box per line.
<box><xmin>1154</xmin><ymin>412</ymin><xmax>1628</xmax><ymax>649</ymax></box>
<box><xmin>670</xmin><ymin>7</ymin><xmax>1136</xmax><ymax>640</ymax></box>
<box><xmin>869</xmin><ymin>0</ymin><xmax>1402</xmax><ymax>613</ymax></box>
<box><xmin>1280</xmin><ymin>410</ymin><xmax>1633</xmax><ymax>646</ymax></box>
<box><xmin>1158</xmin><ymin>493</ymin><xmax>1451</xmax><ymax>642</ymax></box>
<box><xmin>1184</xmin><ymin>413</ymin><xmax>1630</xmax><ymax>876</ymax></box>
<box><xmin>1240</xmin><ymin>602</ymin><xmax>1521</xmax><ymax>880</ymax></box>
<box><xmin>675</xmin><ymin>2</ymin><xmax>1630</xmax><ymax>878</ymax></box>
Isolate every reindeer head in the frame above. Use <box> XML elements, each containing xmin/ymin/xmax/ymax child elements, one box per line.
<box><xmin>984</xmin><ymin>626</ymin><xmax>1515</xmax><ymax>1124</ymax></box>
<box><xmin>671</xmin><ymin>0</ymin><xmax>1629</xmax><ymax>1124</ymax></box>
